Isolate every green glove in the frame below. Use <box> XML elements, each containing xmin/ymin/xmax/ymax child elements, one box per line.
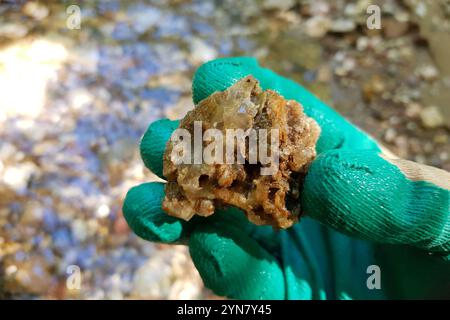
<box><xmin>123</xmin><ymin>57</ymin><xmax>450</xmax><ymax>299</ymax></box>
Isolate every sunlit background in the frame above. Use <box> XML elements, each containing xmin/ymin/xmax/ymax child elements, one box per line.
<box><xmin>0</xmin><ymin>0</ymin><xmax>449</xmax><ymax>299</ymax></box>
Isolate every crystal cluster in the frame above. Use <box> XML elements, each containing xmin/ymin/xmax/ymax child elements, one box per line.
<box><xmin>162</xmin><ymin>76</ymin><xmax>320</xmax><ymax>228</ymax></box>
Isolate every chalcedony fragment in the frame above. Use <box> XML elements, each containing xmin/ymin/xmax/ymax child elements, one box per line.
<box><xmin>162</xmin><ymin>76</ymin><xmax>320</xmax><ymax>228</ymax></box>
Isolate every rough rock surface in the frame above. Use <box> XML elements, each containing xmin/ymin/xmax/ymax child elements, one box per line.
<box><xmin>162</xmin><ymin>76</ymin><xmax>320</xmax><ymax>228</ymax></box>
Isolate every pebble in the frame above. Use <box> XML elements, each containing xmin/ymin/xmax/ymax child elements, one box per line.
<box><xmin>417</xmin><ymin>65</ymin><xmax>439</xmax><ymax>81</ymax></box>
<box><xmin>344</xmin><ymin>3</ymin><xmax>358</xmax><ymax>16</ymax></box>
<box><xmin>356</xmin><ymin>37</ymin><xmax>369</xmax><ymax>51</ymax></box>
<box><xmin>383</xmin><ymin>18</ymin><xmax>410</xmax><ymax>38</ymax></box>
<box><xmin>132</xmin><ymin>257</ymin><xmax>172</xmax><ymax>298</ymax></box>
<box><xmin>96</xmin><ymin>204</ymin><xmax>111</xmax><ymax>219</ymax></box>
<box><xmin>310</xmin><ymin>1</ymin><xmax>330</xmax><ymax>16</ymax></box>
<box><xmin>420</xmin><ymin>106</ymin><xmax>444</xmax><ymax>128</ymax></box>
<box><xmin>363</xmin><ymin>74</ymin><xmax>385</xmax><ymax>101</ymax></box>
<box><xmin>305</xmin><ymin>16</ymin><xmax>331</xmax><ymax>38</ymax></box>
<box><xmin>317</xmin><ymin>65</ymin><xmax>332</xmax><ymax>83</ymax></box>
<box><xmin>128</xmin><ymin>5</ymin><xmax>161</xmax><ymax>34</ymax></box>
<box><xmin>21</xmin><ymin>201</ymin><xmax>44</xmax><ymax>224</ymax></box>
<box><xmin>330</xmin><ymin>19</ymin><xmax>356</xmax><ymax>33</ymax></box>
<box><xmin>384</xmin><ymin>128</ymin><xmax>397</xmax><ymax>143</ymax></box>
<box><xmin>262</xmin><ymin>0</ymin><xmax>295</xmax><ymax>11</ymax></box>
<box><xmin>23</xmin><ymin>1</ymin><xmax>49</xmax><ymax>20</ymax></box>
<box><xmin>415</xmin><ymin>2</ymin><xmax>427</xmax><ymax>17</ymax></box>
<box><xmin>434</xmin><ymin>134</ymin><xmax>448</xmax><ymax>144</ymax></box>
<box><xmin>334</xmin><ymin>57</ymin><xmax>356</xmax><ymax>77</ymax></box>
<box><xmin>189</xmin><ymin>38</ymin><xmax>218</xmax><ymax>64</ymax></box>
<box><xmin>0</xmin><ymin>23</ymin><xmax>28</xmax><ymax>39</ymax></box>
<box><xmin>405</xmin><ymin>103</ymin><xmax>422</xmax><ymax>118</ymax></box>
<box><xmin>2</xmin><ymin>162</ymin><xmax>38</xmax><ymax>193</ymax></box>
<box><xmin>71</xmin><ymin>219</ymin><xmax>89</xmax><ymax>242</ymax></box>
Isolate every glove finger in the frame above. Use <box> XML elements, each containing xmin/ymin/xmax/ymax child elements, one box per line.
<box><xmin>122</xmin><ymin>181</ymin><xmax>275</xmax><ymax>247</ymax></box>
<box><xmin>122</xmin><ymin>182</ymin><xmax>190</xmax><ymax>243</ymax></box>
<box><xmin>302</xmin><ymin>149</ymin><xmax>450</xmax><ymax>253</ymax></box>
<box><xmin>140</xmin><ymin>118</ymin><xmax>179</xmax><ymax>178</ymax></box>
<box><xmin>189</xmin><ymin>220</ymin><xmax>285</xmax><ymax>299</ymax></box>
<box><xmin>203</xmin><ymin>207</ymin><xmax>281</xmax><ymax>256</ymax></box>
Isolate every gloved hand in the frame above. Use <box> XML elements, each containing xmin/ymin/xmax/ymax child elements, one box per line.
<box><xmin>123</xmin><ymin>57</ymin><xmax>450</xmax><ymax>299</ymax></box>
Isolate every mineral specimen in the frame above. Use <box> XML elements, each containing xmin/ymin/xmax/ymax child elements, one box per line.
<box><xmin>162</xmin><ymin>76</ymin><xmax>320</xmax><ymax>229</ymax></box>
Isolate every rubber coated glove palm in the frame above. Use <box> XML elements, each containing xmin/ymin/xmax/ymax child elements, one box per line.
<box><xmin>123</xmin><ymin>57</ymin><xmax>450</xmax><ymax>299</ymax></box>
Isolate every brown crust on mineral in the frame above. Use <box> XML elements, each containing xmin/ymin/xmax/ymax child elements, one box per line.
<box><xmin>162</xmin><ymin>76</ymin><xmax>320</xmax><ymax>229</ymax></box>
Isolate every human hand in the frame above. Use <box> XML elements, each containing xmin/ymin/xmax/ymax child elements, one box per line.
<box><xmin>123</xmin><ymin>57</ymin><xmax>450</xmax><ymax>299</ymax></box>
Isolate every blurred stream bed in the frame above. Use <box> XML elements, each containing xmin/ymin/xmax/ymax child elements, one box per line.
<box><xmin>0</xmin><ymin>0</ymin><xmax>449</xmax><ymax>299</ymax></box>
